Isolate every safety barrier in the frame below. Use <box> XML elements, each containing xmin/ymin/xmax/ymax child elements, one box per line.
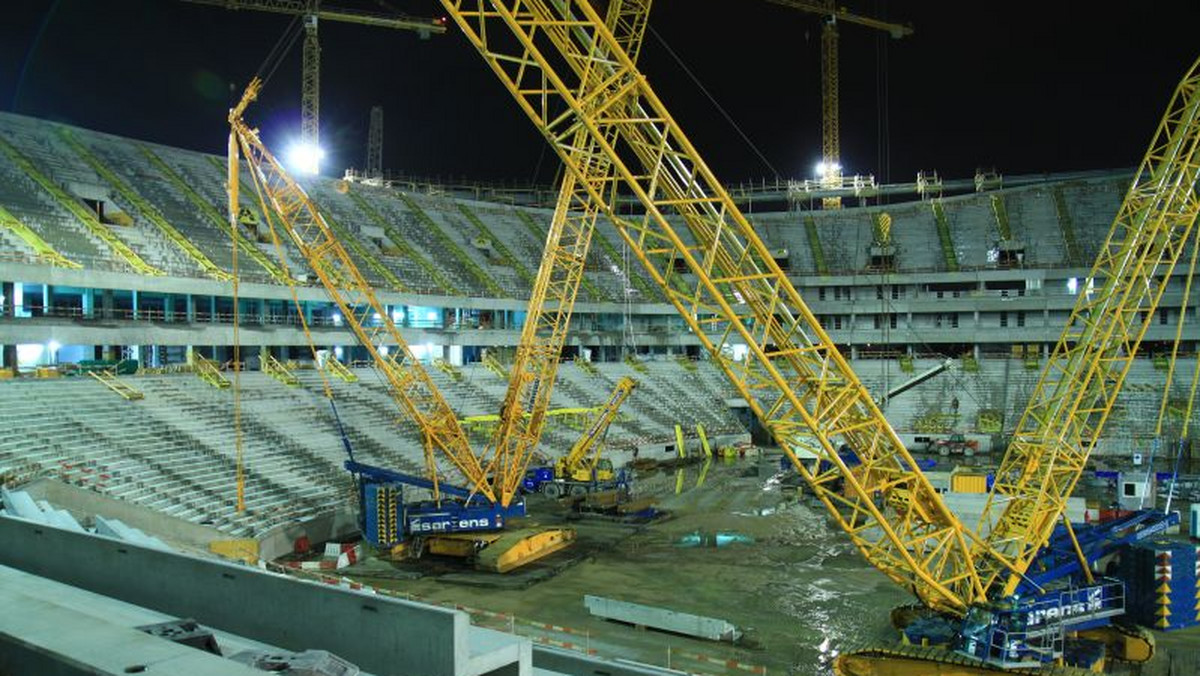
<box><xmin>140</xmin><ymin>146</ymin><xmax>292</xmax><ymax>284</ymax></box>
<box><xmin>803</xmin><ymin>215</ymin><xmax>829</xmax><ymax>274</ymax></box>
<box><xmin>345</xmin><ymin>189</ymin><xmax>461</xmax><ymax>295</ymax></box>
<box><xmin>0</xmin><ymin>136</ymin><xmax>163</xmax><ymax>276</ymax></box>
<box><xmin>193</xmin><ymin>355</ymin><xmax>230</xmax><ymax>389</ymax></box>
<box><xmin>930</xmin><ymin>200</ymin><xmax>960</xmax><ymax>272</ymax></box>
<box><xmin>317</xmin><ymin>205</ymin><xmax>408</xmax><ymax>292</ymax></box>
<box><xmin>456</xmin><ymin>202</ymin><xmax>536</xmax><ymax>286</ymax></box>
<box><xmin>87</xmin><ymin>370</ymin><xmax>145</xmax><ymax>400</ymax></box>
<box><xmin>262</xmin><ymin>353</ymin><xmax>299</xmax><ymax>387</ymax></box>
<box><xmin>1051</xmin><ymin>186</ymin><xmax>1084</xmax><ymax>267</ymax></box>
<box><xmin>397</xmin><ymin>192</ymin><xmax>505</xmax><ymax>297</ymax></box>
<box><xmin>60</xmin><ymin>129</ymin><xmax>231</xmax><ymax>281</ymax></box>
<box><xmin>990</xmin><ymin>194</ymin><xmax>1013</xmax><ymax>241</ymax></box>
<box><xmin>0</xmin><ymin>203</ymin><xmax>80</xmax><ymax>268</ymax></box>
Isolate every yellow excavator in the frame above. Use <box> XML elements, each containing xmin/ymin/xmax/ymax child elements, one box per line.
<box><xmin>522</xmin><ymin>376</ymin><xmax>637</xmax><ymax>498</ymax></box>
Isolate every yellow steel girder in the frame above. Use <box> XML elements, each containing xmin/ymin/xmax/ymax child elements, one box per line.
<box><xmin>439</xmin><ymin>0</ymin><xmax>1007</xmax><ymax>613</ymax></box>
<box><xmin>482</xmin><ymin>0</ymin><xmax>653</xmax><ymax>507</ymax></box>
<box><xmin>229</xmin><ymin>79</ymin><xmax>494</xmax><ymax>502</ymax></box>
<box><xmin>975</xmin><ymin>57</ymin><xmax>1200</xmax><ymax>597</ymax></box>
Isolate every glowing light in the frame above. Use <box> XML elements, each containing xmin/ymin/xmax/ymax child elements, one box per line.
<box><xmin>286</xmin><ymin>141</ymin><xmax>325</xmax><ymax>175</ymax></box>
<box><xmin>814</xmin><ymin>161</ymin><xmax>842</xmax><ymax>178</ymax></box>
<box><xmin>331</xmin><ymin>312</ymin><xmax>343</xmax><ymax>326</ymax></box>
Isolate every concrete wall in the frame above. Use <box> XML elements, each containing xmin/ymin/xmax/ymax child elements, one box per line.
<box><xmin>0</xmin><ymin>516</ymin><xmax>519</xmax><ymax>676</ymax></box>
<box><xmin>22</xmin><ymin>478</ymin><xmax>227</xmax><ymax>551</ymax></box>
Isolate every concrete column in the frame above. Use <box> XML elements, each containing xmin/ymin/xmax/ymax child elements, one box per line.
<box><xmin>209</xmin><ymin>296</ymin><xmax>217</xmax><ymax>322</ymax></box>
<box><xmin>101</xmin><ymin>289</ymin><xmax>114</xmax><ymax>320</ymax></box>
<box><xmin>82</xmin><ymin>288</ymin><xmax>94</xmax><ymax>319</ymax></box>
<box><xmin>43</xmin><ymin>285</ymin><xmax>52</xmax><ymax>317</ymax></box>
<box><xmin>1</xmin><ymin>282</ymin><xmax>12</xmax><ymax>322</ymax></box>
<box><xmin>131</xmin><ymin>289</ymin><xmax>139</xmax><ymax>321</ymax></box>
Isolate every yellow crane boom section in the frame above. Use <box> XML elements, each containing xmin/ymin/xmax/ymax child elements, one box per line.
<box><xmin>439</xmin><ymin>0</ymin><xmax>1007</xmax><ymax>614</ymax></box>
<box><xmin>976</xmin><ymin>56</ymin><xmax>1200</xmax><ymax>597</ymax></box>
<box><xmin>228</xmin><ymin>79</ymin><xmax>494</xmax><ymax>503</ymax></box>
<box><xmin>483</xmin><ymin>0</ymin><xmax>653</xmax><ymax>507</ymax></box>
<box><xmin>557</xmin><ymin>376</ymin><xmax>637</xmax><ymax>479</ymax></box>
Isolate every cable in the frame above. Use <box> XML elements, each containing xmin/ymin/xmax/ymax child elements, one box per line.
<box><xmin>256</xmin><ymin>16</ymin><xmax>303</xmax><ymax>87</ymax></box>
<box><xmin>648</xmin><ymin>26</ymin><xmax>781</xmax><ymax>180</ymax></box>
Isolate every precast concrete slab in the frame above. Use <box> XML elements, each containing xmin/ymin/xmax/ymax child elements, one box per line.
<box><xmin>584</xmin><ymin>595</ymin><xmax>742</xmax><ymax>642</ymax></box>
<box><xmin>0</xmin><ymin>564</ymin><xmax>293</xmax><ymax>676</ymax></box>
<box><xmin>0</xmin><ymin>515</ymin><xmax>529</xmax><ymax>676</ymax></box>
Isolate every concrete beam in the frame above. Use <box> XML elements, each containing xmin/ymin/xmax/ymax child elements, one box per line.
<box><xmin>0</xmin><ymin>516</ymin><xmax>527</xmax><ymax>676</ymax></box>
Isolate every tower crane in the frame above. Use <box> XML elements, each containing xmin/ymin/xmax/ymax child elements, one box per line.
<box><xmin>227</xmin><ymin>78</ymin><xmax>572</xmax><ymax>572</ymax></box>
<box><xmin>186</xmin><ymin>0</ymin><xmax>445</xmax><ymax>173</ymax></box>
<box><xmin>435</xmin><ymin>1</ymin><xmax>1200</xmax><ymax>671</ymax></box>
<box><xmin>763</xmin><ymin>0</ymin><xmax>912</xmax><ymax>208</ymax></box>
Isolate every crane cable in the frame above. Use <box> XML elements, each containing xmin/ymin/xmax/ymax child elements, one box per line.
<box><xmin>1154</xmin><ymin>229</ymin><xmax>1199</xmax><ymax>437</ymax></box>
<box><xmin>647</xmin><ymin>26</ymin><xmax>780</xmax><ymax>180</ymax></box>
<box><xmin>228</xmin><ymin>18</ymin><xmax>303</xmax><ymax>513</ymax></box>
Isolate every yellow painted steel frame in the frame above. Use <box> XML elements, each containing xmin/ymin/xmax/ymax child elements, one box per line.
<box><xmin>975</xmin><ymin>57</ymin><xmax>1200</xmax><ymax>597</ymax></box>
<box><xmin>483</xmin><ymin>0</ymin><xmax>652</xmax><ymax>507</ymax></box>
<box><xmin>229</xmin><ymin>79</ymin><xmax>495</xmax><ymax>503</ymax></box>
<box><xmin>440</xmin><ymin>0</ymin><xmax>997</xmax><ymax>614</ymax></box>
<box><xmin>555</xmin><ymin>376</ymin><xmax>637</xmax><ymax>480</ymax></box>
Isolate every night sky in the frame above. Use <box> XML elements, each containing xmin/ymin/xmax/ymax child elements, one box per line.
<box><xmin>3</xmin><ymin>1</ymin><xmax>1200</xmax><ymax>186</ymax></box>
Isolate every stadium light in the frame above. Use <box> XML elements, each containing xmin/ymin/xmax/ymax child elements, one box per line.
<box><xmin>814</xmin><ymin>161</ymin><xmax>842</xmax><ymax>178</ymax></box>
<box><xmin>286</xmin><ymin>141</ymin><xmax>325</xmax><ymax>175</ymax></box>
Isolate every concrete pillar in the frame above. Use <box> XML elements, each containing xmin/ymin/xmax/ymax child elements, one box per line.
<box><xmin>82</xmin><ymin>288</ymin><xmax>94</xmax><ymax>319</ymax></box>
<box><xmin>164</xmin><ymin>295</ymin><xmax>175</xmax><ymax>322</ymax></box>
<box><xmin>185</xmin><ymin>294</ymin><xmax>196</xmax><ymax>322</ymax></box>
<box><xmin>43</xmin><ymin>285</ymin><xmax>52</xmax><ymax>317</ymax></box>
<box><xmin>101</xmin><ymin>289</ymin><xmax>114</xmax><ymax>320</ymax></box>
<box><xmin>131</xmin><ymin>289</ymin><xmax>139</xmax><ymax>321</ymax></box>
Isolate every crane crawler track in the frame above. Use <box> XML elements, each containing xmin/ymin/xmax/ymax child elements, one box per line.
<box><xmin>835</xmin><ymin>644</ymin><xmax>1097</xmax><ymax>676</ymax></box>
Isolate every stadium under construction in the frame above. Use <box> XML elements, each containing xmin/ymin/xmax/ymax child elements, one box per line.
<box><xmin>2</xmin><ymin>2</ymin><xmax>1200</xmax><ymax>676</ymax></box>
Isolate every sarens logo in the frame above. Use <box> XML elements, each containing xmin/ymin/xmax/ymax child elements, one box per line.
<box><xmin>409</xmin><ymin>516</ymin><xmax>495</xmax><ymax>533</ymax></box>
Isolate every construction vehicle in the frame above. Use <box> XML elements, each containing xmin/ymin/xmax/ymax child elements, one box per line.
<box><xmin>928</xmin><ymin>433</ymin><xmax>980</xmax><ymax>457</ymax></box>
<box><xmin>433</xmin><ymin>5</ymin><xmax>1200</xmax><ymax>671</ymax></box>
<box><xmin>522</xmin><ymin>377</ymin><xmax>637</xmax><ymax>498</ymax></box>
<box><xmin>227</xmin><ymin>78</ymin><xmax>571</xmax><ymax>571</ymax></box>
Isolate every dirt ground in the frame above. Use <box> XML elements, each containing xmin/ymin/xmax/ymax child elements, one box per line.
<box><xmin>340</xmin><ymin>456</ymin><xmax>1200</xmax><ymax>676</ymax></box>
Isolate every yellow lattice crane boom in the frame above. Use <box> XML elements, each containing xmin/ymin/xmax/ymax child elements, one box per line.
<box><xmin>227</xmin><ymin>78</ymin><xmax>495</xmax><ymax>503</ymax></box>
<box><xmin>555</xmin><ymin>376</ymin><xmax>637</xmax><ymax>483</ymax></box>
<box><xmin>483</xmin><ymin>0</ymin><xmax>653</xmax><ymax>507</ymax></box>
<box><xmin>186</xmin><ymin>0</ymin><xmax>445</xmax><ymax>167</ymax></box>
<box><xmin>764</xmin><ymin>0</ymin><xmax>912</xmax><ymax>209</ymax></box>
<box><xmin>440</xmin><ymin>0</ymin><xmax>994</xmax><ymax>614</ymax></box>
<box><xmin>974</xmin><ymin>58</ymin><xmax>1200</xmax><ymax>597</ymax></box>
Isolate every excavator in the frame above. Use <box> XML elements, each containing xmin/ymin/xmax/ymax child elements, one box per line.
<box><xmin>521</xmin><ymin>376</ymin><xmax>638</xmax><ymax>498</ymax></box>
<box><xmin>432</xmin><ymin>2</ymin><xmax>1200</xmax><ymax>672</ymax></box>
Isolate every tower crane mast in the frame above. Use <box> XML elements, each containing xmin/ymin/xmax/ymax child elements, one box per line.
<box><xmin>763</xmin><ymin>0</ymin><xmax>912</xmax><ymax>208</ymax></box>
<box><xmin>186</xmin><ymin>0</ymin><xmax>445</xmax><ymax>172</ymax></box>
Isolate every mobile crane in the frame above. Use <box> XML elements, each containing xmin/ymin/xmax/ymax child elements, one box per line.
<box><xmin>433</xmin><ymin>3</ymin><xmax>1200</xmax><ymax>671</ymax></box>
<box><xmin>227</xmin><ymin>79</ymin><xmax>572</xmax><ymax>571</ymax></box>
<box><xmin>522</xmin><ymin>376</ymin><xmax>638</xmax><ymax>497</ymax></box>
